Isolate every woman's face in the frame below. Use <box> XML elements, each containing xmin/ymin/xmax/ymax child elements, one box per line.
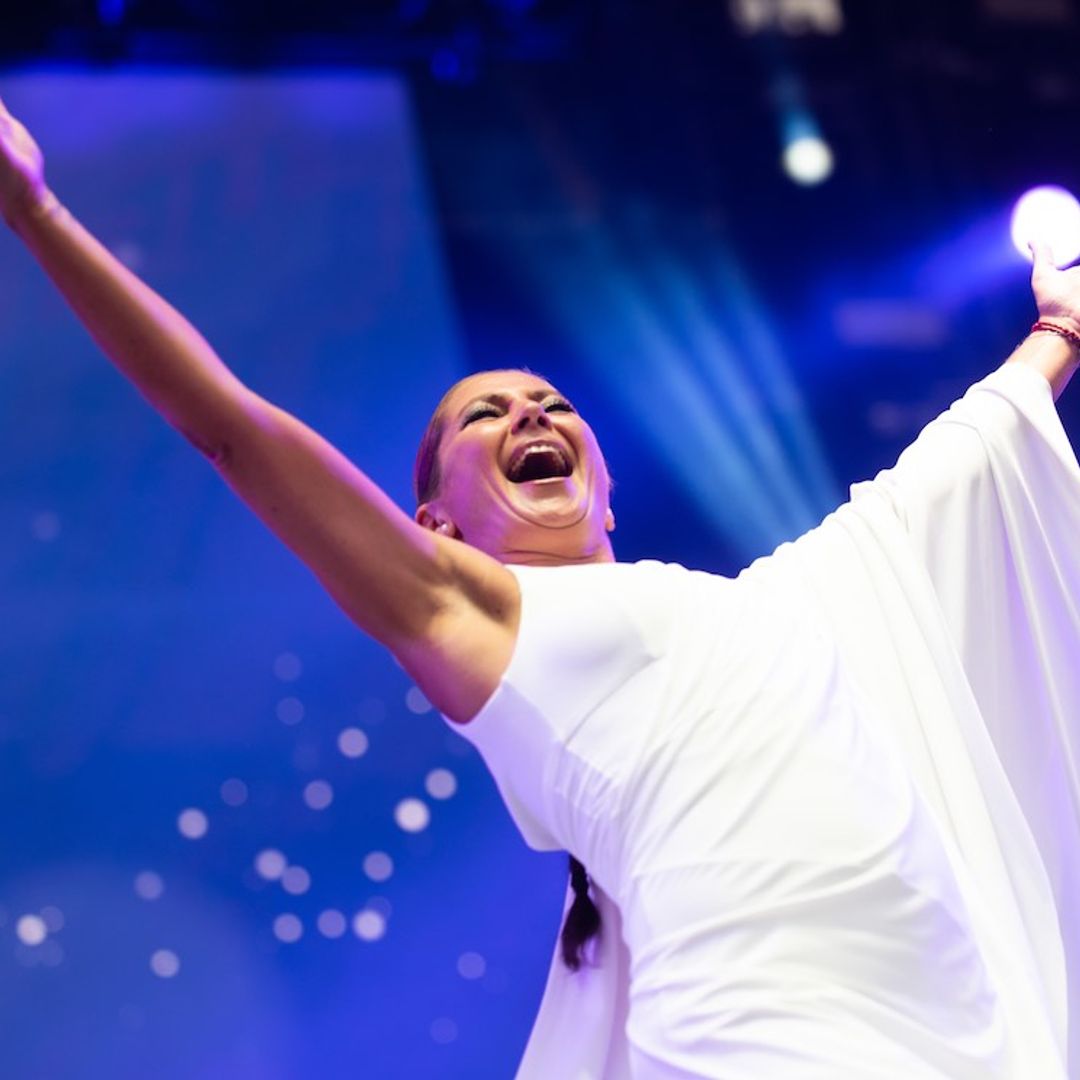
<box><xmin>417</xmin><ymin>371</ymin><xmax>615</xmax><ymax>564</ymax></box>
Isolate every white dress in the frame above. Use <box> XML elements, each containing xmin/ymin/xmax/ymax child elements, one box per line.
<box><xmin>441</xmin><ymin>364</ymin><xmax>1080</xmax><ymax>1079</ymax></box>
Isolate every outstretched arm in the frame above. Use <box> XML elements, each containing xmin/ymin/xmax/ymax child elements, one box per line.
<box><xmin>852</xmin><ymin>235</ymin><xmax>1080</xmax><ymax>560</ymax></box>
<box><xmin>0</xmin><ymin>98</ymin><xmax>516</xmax><ymax>723</ymax></box>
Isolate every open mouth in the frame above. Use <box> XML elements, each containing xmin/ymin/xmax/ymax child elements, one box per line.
<box><xmin>506</xmin><ymin>442</ymin><xmax>574</xmax><ymax>484</ymax></box>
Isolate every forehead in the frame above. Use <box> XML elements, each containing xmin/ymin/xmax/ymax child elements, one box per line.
<box><xmin>443</xmin><ymin>371</ymin><xmax>561</xmax><ymax>416</ymax></box>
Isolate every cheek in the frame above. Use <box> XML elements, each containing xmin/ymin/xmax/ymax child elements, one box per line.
<box><xmin>441</xmin><ymin>443</ymin><xmax>502</xmax><ymax>506</ymax></box>
<box><xmin>582</xmin><ymin>436</ymin><xmax>608</xmax><ymax>479</ymax></box>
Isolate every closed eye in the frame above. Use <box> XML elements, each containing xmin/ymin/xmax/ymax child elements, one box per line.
<box><xmin>462</xmin><ymin>404</ymin><xmax>501</xmax><ymax>427</ymax></box>
<box><xmin>460</xmin><ymin>394</ymin><xmax>574</xmax><ymax>427</ymax></box>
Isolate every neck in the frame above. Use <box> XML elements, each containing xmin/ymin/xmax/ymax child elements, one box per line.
<box><xmin>499</xmin><ymin>535</ymin><xmax>616</xmax><ymax>567</ymax></box>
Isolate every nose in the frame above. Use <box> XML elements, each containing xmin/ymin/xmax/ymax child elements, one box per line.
<box><xmin>511</xmin><ymin>400</ymin><xmax>552</xmax><ymax>433</ymax></box>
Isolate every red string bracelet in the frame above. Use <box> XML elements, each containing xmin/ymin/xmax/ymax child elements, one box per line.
<box><xmin>1031</xmin><ymin>320</ymin><xmax>1080</xmax><ymax>350</ymax></box>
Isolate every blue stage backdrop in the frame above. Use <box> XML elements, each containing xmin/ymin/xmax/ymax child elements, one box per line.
<box><xmin>0</xmin><ymin>70</ymin><xmax>568</xmax><ymax>1079</ymax></box>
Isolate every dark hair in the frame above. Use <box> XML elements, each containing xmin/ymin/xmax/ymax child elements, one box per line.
<box><xmin>415</xmin><ymin>371</ymin><xmax>604</xmax><ymax>971</ymax></box>
<box><xmin>561</xmin><ymin>854</ymin><xmax>602</xmax><ymax>972</ymax></box>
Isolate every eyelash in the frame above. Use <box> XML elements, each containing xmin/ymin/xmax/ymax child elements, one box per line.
<box><xmin>462</xmin><ymin>397</ymin><xmax>574</xmax><ymax>426</ymax></box>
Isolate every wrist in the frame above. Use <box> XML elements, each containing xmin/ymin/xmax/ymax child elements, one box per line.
<box><xmin>3</xmin><ymin>186</ymin><xmax>61</xmax><ymax>236</ymax></box>
<box><xmin>1014</xmin><ymin>321</ymin><xmax>1080</xmax><ymax>401</ymax></box>
<box><xmin>1032</xmin><ymin>315</ymin><xmax>1080</xmax><ymax>343</ymax></box>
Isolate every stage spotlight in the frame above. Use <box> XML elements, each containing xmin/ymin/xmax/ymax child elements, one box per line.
<box><xmin>1010</xmin><ymin>185</ymin><xmax>1080</xmax><ymax>266</ymax></box>
<box><xmin>782</xmin><ymin>133</ymin><xmax>834</xmax><ymax>186</ymax></box>
<box><xmin>97</xmin><ymin>0</ymin><xmax>126</xmax><ymax>26</ymax></box>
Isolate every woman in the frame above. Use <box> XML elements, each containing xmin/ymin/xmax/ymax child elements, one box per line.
<box><xmin>3</xmin><ymin>98</ymin><xmax>1080</xmax><ymax>1078</ymax></box>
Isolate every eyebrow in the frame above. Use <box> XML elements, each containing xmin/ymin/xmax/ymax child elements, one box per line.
<box><xmin>456</xmin><ymin>388</ymin><xmax>561</xmax><ymax>421</ymax></box>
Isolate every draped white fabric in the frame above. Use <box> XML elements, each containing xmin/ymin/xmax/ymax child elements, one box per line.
<box><xmin>457</xmin><ymin>363</ymin><xmax>1080</xmax><ymax>1078</ymax></box>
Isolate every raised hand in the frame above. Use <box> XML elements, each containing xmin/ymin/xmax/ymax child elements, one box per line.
<box><xmin>1030</xmin><ymin>241</ymin><xmax>1080</xmax><ymax>337</ymax></box>
<box><xmin>0</xmin><ymin>96</ymin><xmax>55</xmax><ymax>229</ymax></box>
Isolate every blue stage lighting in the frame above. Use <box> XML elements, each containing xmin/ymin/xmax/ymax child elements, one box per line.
<box><xmin>509</xmin><ymin>229</ymin><xmax>839</xmax><ymax>560</ymax></box>
<box><xmin>97</xmin><ymin>0</ymin><xmax>126</xmax><ymax>26</ymax></box>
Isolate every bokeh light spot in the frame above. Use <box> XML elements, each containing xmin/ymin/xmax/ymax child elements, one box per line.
<box><xmin>274</xmin><ymin>652</ymin><xmax>303</xmax><ymax>682</ymax></box>
<box><xmin>40</xmin><ymin>906</ymin><xmax>64</xmax><ymax>933</ymax></box>
<box><xmin>362</xmin><ymin>851</ymin><xmax>394</xmax><ymax>883</ymax></box>
<box><xmin>457</xmin><ymin>951</ymin><xmax>487</xmax><ymax>980</ymax></box>
<box><xmin>255</xmin><ymin>848</ymin><xmax>287</xmax><ymax>881</ymax></box>
<box><xmin>405</xmin><ymin>686</ymin><xmax>433</xmax><ymax>714</ymax></box>
<box><xmin>425</xmin><ymin>768</ymin><xmax>458</xmax><ymax>800</ymax></box>
<box><xmin>430</xmin><ymin>1017</ymin><xmax>459</xmax><ymax>1044</ymax></box>
<box><xmin>317</xmin><ymin>909</ymin><xmax>347</xmax><ymax>939</ymax></box>
<box><xmin>337</xmin><ymin>727</ymin><xmax>369</xmax><ymax>759</ymax></box>
<box><xmin>31</xmin><ymin>511</ymin><xmax>61</xmax><ymax>542</ymax></box>
<box><xmin>111</xmin><ymin>239</ymin><xmax>144</xmax><ymax>269</ymax></box>
<box><xmin>281</xmin><ymin>865</ymin><xmax>311</xmax><ymax>896</ymax></box>
<box><xmin>150</xmin><ymin>948</ymin><xmax>180</xmax><ymax>978</ymax></box>
<box><xmin>220</xmin><ymin>777</ymin><xmax>249</xmax><ymax>806</ymax></box>
<box><xmin>134</xmin><ymin>871</ymin><xmax>165</xmax><ymax>901</ymax></box>
<box><xmin>273</xmin><ymin>914</ymin><xmax>303</xmax><ymax>943</ymax></box>
<box><xmin>177</xmin><ymin>808</ymin><xmax>208</xmax><ymax>840</ymax></box>
<box><xmin>15</xmin><ymin>914</ymin><xmax>47</xmax><ymax>946</ymax></box>
<box><xmin>303</xmin><ymin>779</ymin><xmax>333</xmax><ymax>811</ymax></box>
<box><xmin>394</xmin><ymin>797</ymin><xmax>430</xmax><ymax>833</ymax></box>
<box><xmin>276</xmin><ymin>696</ymin><xmax>305</xmax><ymax>726</ymax></box>
<box><xmin>352</xmin><ymin>909</ymin><xmax>387</xmax><ymax>942</ymax></box>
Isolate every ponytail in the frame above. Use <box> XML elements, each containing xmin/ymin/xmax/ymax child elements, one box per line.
<box><xmin>559</xmin><ymin>854</ymin><xmax>602</xmax><ymax>971</ymax></box>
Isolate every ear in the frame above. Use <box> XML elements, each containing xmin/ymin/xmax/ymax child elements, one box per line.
<box><xmin>415</xmin><ymin>503</ymin><xmax>441</xmax><ymax>531</ymax></box>
<box><xmin>416</xmin><ymin>503</ymin><xmax>459</xmax><ymax>538</ymax></box>
<box><xmin>605</xmin><ymin>508</ymin><xmax>615</xmax><ymax>533</ymax></box>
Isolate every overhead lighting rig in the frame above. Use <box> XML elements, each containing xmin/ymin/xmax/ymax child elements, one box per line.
<box><xmin>729</xmin><ymin>0</ymin><xmax>844</xmax><ymax>37</ymax></box>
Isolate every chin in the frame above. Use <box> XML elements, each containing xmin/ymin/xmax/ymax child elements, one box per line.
<box><xmin>508</xmin><ymin>480</ymin><xmax>589</xmax><ymax>527</ymax></box>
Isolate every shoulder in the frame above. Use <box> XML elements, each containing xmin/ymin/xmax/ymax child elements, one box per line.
<box><xmin>397</xmin><ymin>556</ymin><xmax>697</xmax><ymax>724</ymax></box>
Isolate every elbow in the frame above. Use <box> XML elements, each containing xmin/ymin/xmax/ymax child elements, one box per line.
<box><xmin>178</xmin><ymin>389</ymin><xmax>274</xmax><ymax>468</ymax></box>
<box><xmin>179</xmin><ymin>424</ymin><xmax>233</xmax><ymax>468</ymax></box>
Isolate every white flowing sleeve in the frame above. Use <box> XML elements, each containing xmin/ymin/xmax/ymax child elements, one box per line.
<box><xmin>506</xmin><ymin>363</ymin><xmax>1080</xmax><ymax>1080</ymax></box>
<box><xmin>861</xmin><ymin>362</ymin><xmax>1080</xmax><ymax>1070</ymax></box>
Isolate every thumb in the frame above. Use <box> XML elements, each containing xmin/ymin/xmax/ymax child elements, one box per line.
<box><xmin>1029</xmin><ymin>239</ymin><xmax>1056</xmax><ymax>270</ymax></box>
<box><xmin>1029</xmin><ymin>240</ymin><xmax>1059</xmax><ymax>285</ymax></box>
